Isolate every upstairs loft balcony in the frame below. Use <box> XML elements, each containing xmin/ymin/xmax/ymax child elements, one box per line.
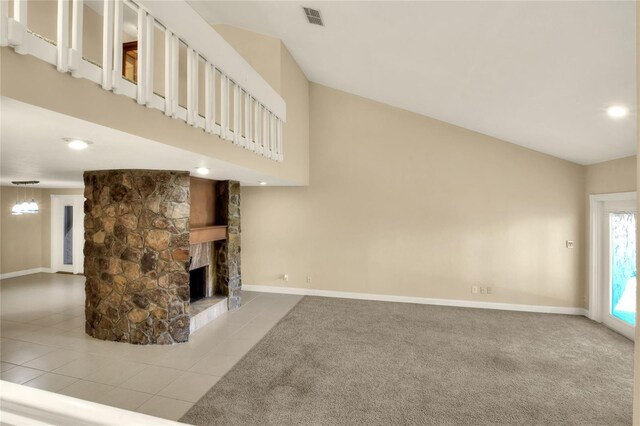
<box><xmin>0</xmin><ymin>0</ymin><xmax>286</xmax><ymax>163</ymax></box>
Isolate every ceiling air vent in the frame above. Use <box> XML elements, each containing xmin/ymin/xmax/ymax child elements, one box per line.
<box><xmin>303</xmin><ymin>7</ymin><xmax>324</xmax><ymax>26</ymax></box>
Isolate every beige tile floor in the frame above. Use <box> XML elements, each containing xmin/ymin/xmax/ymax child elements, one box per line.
<box><xmin>0</xmin><ymin>273</ymin><xmax>302</xmax><ymax>421</ymax></box>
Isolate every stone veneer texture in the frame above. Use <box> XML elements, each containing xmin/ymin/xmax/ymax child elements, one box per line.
<box><xmin>83</xmin><ymin>170</ymin><xmax>191</xmax><ymax>345</ymax></box>
<box><xmin>215</xmin><ymin>181</ymin><xmax>242</xmax><ymax>310</ymax></box>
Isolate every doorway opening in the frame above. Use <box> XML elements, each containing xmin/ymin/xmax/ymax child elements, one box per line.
<box><xmin>51</xmin><ymin>194</ymin><xmax>85</xmax><ymax>274</ymax></box>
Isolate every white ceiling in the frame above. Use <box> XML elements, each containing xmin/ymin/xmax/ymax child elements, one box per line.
<box><xmin>189</xmin><ymin>0</ymin><xmax>637</xmax><ymax>165</ymax></box>
<box><xmin>0</xmin><ymin>98</ymin><xmax>290</xmax><ymax>188</ymax></box>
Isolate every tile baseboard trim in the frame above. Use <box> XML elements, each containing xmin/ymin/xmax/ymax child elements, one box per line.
<box><xmin>242</xmin><ymin>285</ymin><xmax>588</xmax><ymax>316</ymax></box>
<box><xmin>0</xmin><ymin>268</ymin><xmax>53</xmax><ymax>280</ymax></box>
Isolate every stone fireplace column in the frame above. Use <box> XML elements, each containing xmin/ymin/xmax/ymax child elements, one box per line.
<box><xmin>83</xmin><ymin>170</ymin><xmax>191</xmax><ymax>344</ymax></box>
<box><xmin>215</xmin><ymin>180</ymin><xmax>241</xmax><ymax>310</ymax></box>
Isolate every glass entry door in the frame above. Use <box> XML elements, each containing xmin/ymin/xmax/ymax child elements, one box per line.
<box><xmin>602</xmin><ymin>200</ymin><xmax>637</xmax><ymax>339</ymax></box>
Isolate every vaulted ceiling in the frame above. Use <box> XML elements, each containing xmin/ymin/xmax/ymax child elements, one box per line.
<box><xmin>190</xmin><ymin>1</ymin><xmax>636</xmax><ymax>165</ymax></box>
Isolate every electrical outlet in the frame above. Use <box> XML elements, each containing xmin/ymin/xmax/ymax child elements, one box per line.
<box><xmin>486</xmin><ymin>286</ymin><xmax>492</xmax><ymax>294</ymax></box>
<box><xmin>283</xmin><ymin>274</ymin><xmax>289</xmax><ymax>282</ymax></box>
<box><xmin>480</xmin><ymin>287</ymin><xmax>487</xmax><ymax>294</ymax></box>
<box><xmin>472</xmin><ymin>286</ymin><xmax>479</xmax><ymax>294</ymax></box>
<box><xmin>566</xmin><ymin>240</ymin><xmax>574</xmax><ymax>249</ymax></box>
<box><xmin>306</xmin><ymin>276</ymin><xmax>312</xmax><ymax>284</ymax></box>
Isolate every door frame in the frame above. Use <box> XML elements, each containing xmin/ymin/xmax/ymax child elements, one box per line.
<box><xmin>50</xmin><ymin>194</ymin><xmax>85</xmax><ymax>274</ymax></box>
<box><xmin>588</xmin><ymin>192</ymin><xmax>636</xmax><ymax>338</ymax></box>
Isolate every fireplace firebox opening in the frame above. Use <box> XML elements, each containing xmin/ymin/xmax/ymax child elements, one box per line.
<box><xmin>189</xmin><ymin>265</ymin><xmax>207</xmax><ymax>303</ymax></box>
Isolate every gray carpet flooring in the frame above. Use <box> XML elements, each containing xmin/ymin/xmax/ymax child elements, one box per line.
<box><xmin>181</xmin><ymin>297</ymin><xmax>633</xmax><ymax>425</ymax></box>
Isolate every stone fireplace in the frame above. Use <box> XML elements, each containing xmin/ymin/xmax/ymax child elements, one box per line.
<box><xmin>83</xmin><ymin>169</ymin><xmax>241</xmax><ymax>345</ymax></box>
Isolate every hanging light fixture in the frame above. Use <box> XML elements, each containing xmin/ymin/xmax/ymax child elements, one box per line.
<box><xmin>26</xmin><ymin>185</ymin><xmax>39</xmax><ymax>213</ymax></box>
<box><xmin>10</xmin><ymin>181</ymin><xmax>40</xmax><ymax>215</ymax></box>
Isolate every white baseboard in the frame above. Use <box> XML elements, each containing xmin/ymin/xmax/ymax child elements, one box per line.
<box><xmin>242</xmin><ymin>284</ymin><xmax>588</xmax><ymax>316</ymax></box>
<box><xmin>0</xmin><ymin>268</ymin><xmax>53</xmax><ymax>280</ymax></box>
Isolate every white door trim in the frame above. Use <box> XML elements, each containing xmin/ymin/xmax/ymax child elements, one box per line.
<box><xmin>50</xmin><ymin>194</ymin><xmax>85</xmax><ymax>274</ymax></box>
<box><xmin>588</xmin><ymin>191</ymin><xmax>636</xmax><ymax>324</ymax></box>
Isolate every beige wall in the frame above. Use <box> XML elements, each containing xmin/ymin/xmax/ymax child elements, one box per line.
<box><xmin>0</xmin><ymin>186</ymin><xmax>83</xmax><ymax>275</ymax></box>
<box><xmin>586</xmin><ymin>156</ymin><xmax>637</xmax><ymax>195</ymax></box>
<box><xmin>241</xmin><ymin>84</ymin><xmax>587</xmax><ymax>308</ymax></box>
<box><xmin>214</xmin><ymin>25</ymin><xmax>282</xmax><ymax>94</ymax></box>
<box><xmin>0</xmin><ymin>186</ymin><xmax>44</xmax><ymax>274</ymax></box>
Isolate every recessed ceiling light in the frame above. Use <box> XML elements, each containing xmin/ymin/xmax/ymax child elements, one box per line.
<box><xmin>195</xmin><ymin>167</ymin><xmax>210</xmax><ymax>175</ymax></box>
<box><xmin>259</xmin><ymin>181</ymin><xmax>267</xmax><ymax>186</ymax></box>
<box><xmin>64</xmin><ymin>138</ymin><xmax>92</xmax><ymax>150</ymax></box>
<box><xmin>607</xmin><ymin>105</ymin><xmax>629</xmax><ymax>119</ymax></box>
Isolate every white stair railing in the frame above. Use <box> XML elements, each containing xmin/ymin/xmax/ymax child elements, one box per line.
<box><xmin>0</xmin><ymin>0</ymin><xmax>285</xmax><ymax>163</ymax></box>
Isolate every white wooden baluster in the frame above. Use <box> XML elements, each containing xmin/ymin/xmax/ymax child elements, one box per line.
<box><xmin>211</xmin><ymin>67</ymin><xmax>217</xmax><ymax>135</ymax></box>
<box><xmin>204</xmin><ymin>63</ymin><xmax>213</xmax><ymax>133</ymax></box>
<box><xmin>253</xmin><ymin>99</ymin><xmax>260</xmax><ymax>153</ymax></box>
<box><xmin>56</xmin><ymin>0</ymin><xmax>69</xmax><ymax>72</ymax></box>
<box><xmin>102</xmin><ymin>0</ymin><xmax>114</xmax><ymax>90</ymax></box>
<box><xmin>264</xmin><ymin>109</ymin><xmax>270</xmax><ymax>158</ymax></box>
<box><xmin>278</xmin><ymin>118</ymin><xmax>284</xmax><ymax>161</ymax></box>
<box><xmin>186</xmin><ymin>47</ymin><xmax>193</xmax><ymax>124</ymax></box>
<box><xmin>171</xmin><ymin>35</ymin><xmax>179</xmax><ymax>115</ymax></box>
<box><xmin>220</xmin><ymin>74</ymin><xmax>227</xmax><ymax>139</ymax></box>
<box><xmin>145</xmin><ymin>14</ymin><xmax>154</xmax><ymax>102</ymax></box>
<box><xmin>248</xmin><ymin>96</ymin><xmax>255</xmax><ymax>151</ymax></box>
<box><xmin>243</xmin><ymin>91</ymin><xmax>250</xmax><ymax>148</ymax></box>
<box><xmin>270</xmin><ymin>111</ymin><xmax>276</xmax><ymax>159</ymax></box>
<box><xmin>164</xmin><ymin>29</ymin><xmax>173</xmax><ymax>116</ymax></box>
<box><xmin>262</xmin><ymin>106</ymin><xmax>268</xmax><ymax>156</ymax></box>
<box><xmin>0</xmin><ymin>0</ymin><xmax>8</xmax><ymax>47</ymax></box>
<box><xmin>186</xmin><ymin>48</ymin><xmax>198</xmax><ymax>125</ymax></box>
<box><xmin>225</xmin><ymin>77</ymin><xmax>233</xmax><ymax>142</ymax></box>
<box><xmin>10</xmin><ymin>0</ymin><xmax>27</xmax><ymax>54</ymax></box>
<box><xmin>136</xmin><ymin>8</ymin><xmax>147</xmax><ymax>105</ymax></box>
<box><xmin>69</xmin><ymin>0</ymin><xmax>83</xmax><ymax>76</ymax></box>
<box><xmin>112</xmin><ymin>0</ymin><xmax>123</xmax><ymax>91</ymax></box>
<box><xmin>233</xmin><ymin>83</ymin><xmax>240</xmax><ymax>145</ymax></box>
